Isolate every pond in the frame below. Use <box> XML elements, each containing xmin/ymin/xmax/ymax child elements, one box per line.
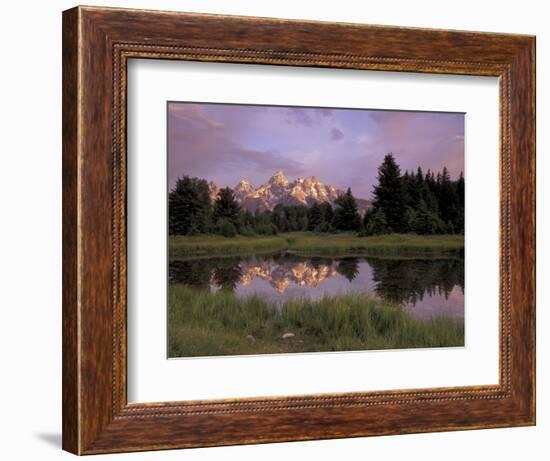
<box><xmin>169</xmin><ymin>252</ymin><xmax>464</xmax><ymax>321</ymax></box>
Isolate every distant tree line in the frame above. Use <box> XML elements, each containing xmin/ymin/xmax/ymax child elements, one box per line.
<box><xmin>169</xmin><ymin>153</ymin><xmax>464</xmax><ymax>237</ymax></box>
<box><xmin>364</xmin><ymin>153</ymin><xmax>464</xmax><ymax>235</ymax></box>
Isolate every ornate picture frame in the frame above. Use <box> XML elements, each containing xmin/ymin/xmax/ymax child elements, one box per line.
<box><xmin>62</xmin><ymin>6</ymin><xmax>535</xmax><ymax>454</ymax></box>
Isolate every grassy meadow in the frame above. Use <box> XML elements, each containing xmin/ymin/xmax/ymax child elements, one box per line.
<box><xmin>169</xmin><ymin>232</ymin><xmax>464</xmax><ymax>259</ymax></box>
<box><xmin>168</xmin><ymin>285</ymin><xmax>464</xmax><ymax>357</ymax></box>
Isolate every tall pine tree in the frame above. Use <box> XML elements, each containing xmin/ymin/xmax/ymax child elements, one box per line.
<box><xmin>213</xmin><ymin>187</ymin><xmax>241</xmax><ymax>226</ymax></box>
<box><xmin>168</xmin><ymin>176</ymin><xmax>212</xmax><ymax>235</ymax></box>
<box><xmin>372</xmin><ymin>153</ymin><xmax>407</xmax><ymax>233</ymax></box>
<box><xmin>333</xmin><ymin>188</ymin><xmax>361</xmax><ymax>231</ymax></box>
<box><xmin>307</xmin><ymin>202</ymin><xmax>323</xmax><ymax>231</ymax></box>
<box><xmin>319</xmin><ymin>202</ymin><xmax>334</xmax><ymax>232</ymax></box>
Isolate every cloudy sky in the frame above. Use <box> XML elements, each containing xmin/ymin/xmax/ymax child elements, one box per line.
<box><xmin>168</xmin><ymin>102</ymin><xmax>464</xmax><ymax>199</ymax></box>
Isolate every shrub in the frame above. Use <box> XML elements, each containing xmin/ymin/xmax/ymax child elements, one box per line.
<box><xmin>255</xmin><ymin>223</ymin><xmax>278</xmax><ymax>235</ymax></box>
<box><xmin>216</xmin><ymin>218</ymin><xmax>237</xmax><ymax>238</ymax></box>
<box><xmin>239</xmin><ymin>226</ymin><xmax>256</xmax><ymax>237</ymax></box>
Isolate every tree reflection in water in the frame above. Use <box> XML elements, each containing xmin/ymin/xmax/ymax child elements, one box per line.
<box><xmin>367</xmin><ymin>257</ymin><xmax>464</xmax><ymax>305</ymax></box>
<box><xmin>169</xmin><ymin>252</ymin><xmax>464</xmax><ymax>307</ymax></box>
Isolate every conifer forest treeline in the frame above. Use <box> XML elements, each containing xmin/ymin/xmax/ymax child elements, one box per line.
<box><xmin>169</xmin><ymin>154</ymin><xmax>464</xmax><ymax>237</ymax></box>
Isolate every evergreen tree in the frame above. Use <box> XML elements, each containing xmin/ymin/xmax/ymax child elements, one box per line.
<box><xmin>307</xmin><ymin>202</ymin><xmax>323</xmax><ymax>231</ymax></box>
<box><xmin>415</xmin><ymin>167</ymin><xmax>424</xmax><ymax>191</ymax></box>
<box><xmin>456</xmin><ymin>172</ymin><xmax>465</xmax><ymax>207</ymax></box>
<box><xmin>333</xmin><ymin>188</ymin><xmax>361</xmax><ymax>231</ymax></box>
<box><xmin>365</xmin><ymin>208</ymin><xmax>388</xmax><ymax>235</ymax></box>
<box><xmin>409</xmin><ymin>167</ymin><xmax>425</xmax><ymax>206</ymax></box>
<box><xmin>402</xmin><ymin>170</ymin><xmax>422</xmax><ymax>211</ymax></box>
<box><xmin>272</xmin><ymin>204</ymin><xmax>288</xmax><ymax>232</ymax></box>
<box><xmin>437</xmin><ymin>166</ymin><xmax>459</xmax><ymax>225</ymax></box>
<box><xmin>421</xmin><ymin>181</ymin><xmax>438</xmax><ymax>212</ymax></box>
<box><xmin>215</xmin><ymin>218</ymin><xmax>237</xmax><ymax>237</ymax></box>
<box><xmin>319</xmin><ymin>202</ymin><xmax>334</xmax><ymax>231</ymax></box>
<box><xmin>254</xmin><ymin>210</ymin><xmax>278</xmax><ymax>235</ymax></box>
<box><xmin>414</xmin><ymin>200</ymin><xmax>443</xmax><ymax>235</ymax></box>
<box><xmin>362</xmin><ymin>208</ymin><xmax>373</xmax><ymax>229</ymax></box>
<box><xmin>404</xmin><ymin>207</ymin><xmax>417</xmax><ymax>232</ymax></box>
<box><xmin>295</xmin><ymin>205</ymin><xmax>309</xmax><ymax>231</ymax></box>
<box><xmin>285</xmin><ymin>206</ymin><xmax>299</xmax><ymax>231</ymax></box>
<box><xmin>425</xmin><ymin>169</ymin><xmax>436</xmax><ymax>196</ymax></box>
<box><xmin>213</xmin><ymin>187</ymin><xmax>241</xmax><ymax>227</ymax></box>
<box><xmin>372</xmin><ymin>153</ymin><xmax>407</xmax><ymax>232</ymax></box>
<box><xmin>455</xmin><ymin>172</ymin><xmax>465</xmax><ymax>233</ymax></box>
<box><xmin>168</xmin><ymin>176</ymin><xmax>212</xmax><ymax>235</ymax></box>
<box><xmin>238</xmin><ymin>209</ymin><xmax>256</xmax><ymax>235</ymax></box>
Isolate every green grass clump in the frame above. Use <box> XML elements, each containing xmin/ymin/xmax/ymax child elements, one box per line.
<box><xmin>168</xmin><ymin>286</ymin><xmax>464</xmax><ymax>358</ymax></box>
<box><xmin>170</xmin><ymin>232</ymin><xmax>464</xmax><ymax>259</ymax></box>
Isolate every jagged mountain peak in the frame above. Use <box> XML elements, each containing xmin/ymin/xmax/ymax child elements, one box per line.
<box><xmin>235</xmin><ymin>178</ymin><xmax>253</xmax><ymax>190</ymax></box>
<box><xmin>269</xmin><ymin>171</ymin><xmax>289</xmax><ymax>186</ymax></box>
<box><xmin>208</xmin><ymin>172</ymin><xmax>372</xmax><ymax>214</ymax></box>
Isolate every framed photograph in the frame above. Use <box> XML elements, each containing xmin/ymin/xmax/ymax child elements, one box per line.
<box><xmin>62</xmin><ymin>6</ymin><xmax>535</xmax><ymax>455</ymax></box>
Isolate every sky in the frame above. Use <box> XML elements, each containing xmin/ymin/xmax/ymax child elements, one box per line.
<box><xmin>168</xmin><ymin>102</ymin><xmax>464</xmax><ymax>200</ymax></box>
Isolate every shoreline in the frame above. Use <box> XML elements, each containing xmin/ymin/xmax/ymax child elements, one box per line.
<box><xmin>169</xmin><ymin>232</ymin><xmax>465</xmax><ymax>259</ymax></box>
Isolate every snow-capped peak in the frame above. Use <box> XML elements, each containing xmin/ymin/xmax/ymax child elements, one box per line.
<box><xmin>208</xmin><ymin>172</ymin><xmax>371</xmax><ymax>214</ymax></box>
<box><xmin>235</xmin><ymin>178</ymin><xmax>253</xmax><ymax>191</ymax></box>
<box><xmin>269</xmin><ymin>171</ymin><xmax>289</xmax><ymax>186</ymax></box>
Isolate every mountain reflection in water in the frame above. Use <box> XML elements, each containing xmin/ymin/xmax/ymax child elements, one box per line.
<box><xmin>169</xmin><ymin>252</ymin><xmax>464</xmax><ymax>320</ymax></box>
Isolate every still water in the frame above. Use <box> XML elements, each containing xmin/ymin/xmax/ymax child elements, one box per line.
<box><xmin>169</xmin><ymin>252</ymin><xmax>464</xmax><ymax>321</ymax></box>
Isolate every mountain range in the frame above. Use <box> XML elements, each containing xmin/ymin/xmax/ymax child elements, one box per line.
<box><xmin>208</xmin><ymin>171</ymin><xmax>372</xmax><ymax>214</ymax></box>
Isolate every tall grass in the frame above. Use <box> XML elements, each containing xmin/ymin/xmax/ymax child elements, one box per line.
<box><xmin>170</xmin><ymin>232</ymin><xmax>464</xmax><ymax>260</ymax></box>
<box><xmin>285</xmin><ymin>232</ymin><xmax>464</xmax><ymax>256</ymax></box>
<box><xmin>168</xmin><ymin>286</ymin><xmax>464</xmax><ymax>358</ymax></box>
